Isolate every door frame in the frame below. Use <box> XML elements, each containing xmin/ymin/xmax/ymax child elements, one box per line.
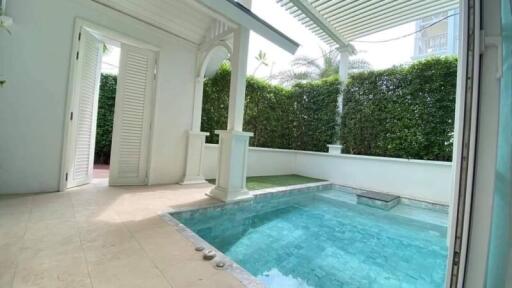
<box><xmin>445</xmin><ymin>0</ymin><xmax>480</xmax><ymax>286</ymax></box>
<box><xmin>446</xmin><ymin>0</ymin><xmax>506</xmax><ymax>286</ymax></box>
<box><xmin>59</xmin><ymin>18</ymin><xmax>159</xmax><ymax>191</ymax></box>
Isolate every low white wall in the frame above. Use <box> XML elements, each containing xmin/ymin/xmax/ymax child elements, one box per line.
<box><xmin>294</xmin><ymin>151</ymin><xmax>453</xmax><ymax>205</ymax></box>
<box><xmin>204</xmin><ymin>144</ymin><xmax>296</xmax><ymax>179</ymax></box>
<box><xmin>204</xmin><ymin>144</ymin><xmax>453</xmax><ymax>205</ymax></box>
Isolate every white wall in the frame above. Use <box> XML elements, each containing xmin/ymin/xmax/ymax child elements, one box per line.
<box><xmin>204</xmin><ymin>144</ymin><xmax>296</xmax><ymax>179</ymax></box>
<box><xmin>294</xmin><ymin>152</ymin><xmax>452</xmax><ymax>205</ymax></box>
<box><xmin>205</xmin><ymin>144</ymin><xmax>453</xmax><ymax>204</ymax></box>
<box><xmin>0</xmin><ymin>0</ymin><xmax>198</xmax><ymax>193</ymax></box>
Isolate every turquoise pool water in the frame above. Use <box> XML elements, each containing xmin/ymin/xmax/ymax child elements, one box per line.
<box><xmin>172</xmin><ymin>188</ymin><xmax>448</xmax><ymax>288</ymax></box>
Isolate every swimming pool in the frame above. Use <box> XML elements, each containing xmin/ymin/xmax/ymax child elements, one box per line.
<box><xmin>170</xmin><ymin>185</ymin><xmax>448</xmax><ymax>288</ymax></box>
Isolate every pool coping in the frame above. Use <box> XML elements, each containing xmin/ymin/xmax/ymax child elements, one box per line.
<box><xmin>160</xmin><ymin>181</ymin><xmax>449</xmax><ymax>288</ymax></box>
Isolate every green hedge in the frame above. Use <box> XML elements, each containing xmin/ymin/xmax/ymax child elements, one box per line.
<box><xmin>341</xmin><ymin>57</ymin><xmax>457</xmax><ymax>161</ymax></box>
<box><xmin>201</xmin><ymin>63</ymin><xmax>341</xmax><ymax>152</ymax></box>
<box><xmin>94</xmin><ymin>74</ymin><xmax>117</xmax><ymax>164</ymax></box>
<box><xmin>94</xmin><ymin>58</ymin><xmax>456</xmax><ymax>163</ymax></box>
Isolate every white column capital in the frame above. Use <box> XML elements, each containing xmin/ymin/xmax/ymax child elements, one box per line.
<box><xmin>337</xmin><ymin>44</ymin><xmax>356</xmax><ymax>55</ymax></box>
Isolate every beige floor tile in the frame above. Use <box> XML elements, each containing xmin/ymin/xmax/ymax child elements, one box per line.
<box><xmin>13</xmin><ymin>253</ymin><xmax>92</xmax><ymax>288</ymax></box>
<box><xmin>19</xmin><ymin>234</ymin><xmax>82</xmax><ymax>264</ymax></box>
<box><xmin>88</xmin><ymin>248</ymin><xmax>171</xmax><ymax>288</ymax></box>
<box><xmin>0</xmin><ymin>195</ymin><xmax>32</xmax><ymax>215</ymax></box>
<box><xmin>134</xmin><ymin>226</ymin><xmax>244</xmax><ymax>288</ymax></box>
<box><xmin>158</xmin><ymin>257</ymin><xmax>228</xmax><ymax>288</ymax></box>
<box><xmin>1</xmin><ymin>181</ymin><xmax>251</xmax><ymax>288</ymax></box>
<box><xmin>30</xmin><ymin>193</ymin><xmax>72</xmax><ymax>208</ymax></box>
<box><xmin>0</xmin><ymin>263</ymin><xmax>16</xmax><ymax>288</ymax></box>
<box><xmin>0</xmin><ymin>222</ymin><xmax>27</xmax><ymax>246</ymax></box>
<box><xmin>134</xmin><ymin>226</ymin><xmax>194</xmax><ymax>253</ymax></box>
<box><xmin>81</xmin><ymin>225</ymin><xmax>141</xmax><ymax>264</ymax></box>
<box><xmin>24</xmin><ymin>219</ymin><xmax>78</xmax><ymax>242</ymax></box>
<box><xmin>29</xmin><ymin>209</ymin><xmax>75</xmax><ymax>223</ymax></box>
<box><xmin>0</xmin><ymin>239</ymin><xmax>23</xmax><ymax>288</ymax></box>
<box><xmin>122</xmin><ymin>215</ymin><xmax>169</xmax><ymax>234</ymax></box>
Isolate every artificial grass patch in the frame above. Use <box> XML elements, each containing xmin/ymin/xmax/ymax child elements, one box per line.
<box><xmin>207</xmin><ymin>174</ymin><xmax>325</xmax><ymax>191</ymax></box>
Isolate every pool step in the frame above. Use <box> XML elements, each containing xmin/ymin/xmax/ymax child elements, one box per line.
<box><xmin>356</xmin><ymin>191</ymin><xmax>400</xmax><ymax>211</ymax></box>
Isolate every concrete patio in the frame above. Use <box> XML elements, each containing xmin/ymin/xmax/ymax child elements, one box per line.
<box><xmin>0</xmin><ymin>179</ymin><xmax>245</xmax><ymax>288</ymax></box>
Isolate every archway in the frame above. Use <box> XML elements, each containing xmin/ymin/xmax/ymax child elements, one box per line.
<box><xmin>181</xmin><ymin>42</ymin><xmax>231</xmax><ymax>184</ymax></box>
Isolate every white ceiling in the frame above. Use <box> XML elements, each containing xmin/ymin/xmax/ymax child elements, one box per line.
<box><xmin>93</xmin><ymin>0</ymin><xmax>220</xmax><ymax>45</ymax></box>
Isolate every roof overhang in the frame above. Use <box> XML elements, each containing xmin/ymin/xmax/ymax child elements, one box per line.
<box><xmin>197</xmin><ymin>0</ymin><xmax>300</xmax><ymax>54</ymax></box>
<box><xmin>277</xmin><ymin>0</ymin><xmax>459</xmax><ymax>49</ymax></box>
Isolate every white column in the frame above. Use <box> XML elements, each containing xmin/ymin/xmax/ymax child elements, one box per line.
<box><xmin>338</xmin><ymin>51</ymin><xmax>349</xmax><ymax>84</ymax></box>
<box><xmin>208</xmin><ymin>26</ymin><xmax>253</xmax><ymax>202</ymax></box>
<box><xmin>181</xmin><ymin>76</ymin><xmax>209</xmax><ymax>184</ymax></box>
<box><xmin>181</xmin><ymin>130</ymin><xmax>209</xmax><ymax>184</ymax></box>
<box><xmin>327</xmin><ymin>49</ymin><xmax>350</xmax><ymax>154</ymax></box>
<box><xmin>192</xmin><ymin>77</ymin><xmax>205</xmax><ymax>132</ymax></box>
<box><xmin>338</xmin><ymin>50</ymin><xmax>350</xmax><ymax>113</ymax></box>
<box><xmin>227</xmin><ymin>27</ymin><xmax>250</xmax><ymax>131</ymax></box>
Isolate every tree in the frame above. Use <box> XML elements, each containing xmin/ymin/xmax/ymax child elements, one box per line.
<box><xmin>253</xmin><ymin>50</ymin><xmax>269</xmax><ymax>75</ymax></box>
<box><xmin>271</xmin><ymin>49</ymin><xmax>372</xmax><ymax>85</ymax></box>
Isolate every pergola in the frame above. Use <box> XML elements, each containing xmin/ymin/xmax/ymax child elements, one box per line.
<box><xmin>277</xmin><ymin>0</ymin><xmax>459</xmax><ymax>80</ymax></box>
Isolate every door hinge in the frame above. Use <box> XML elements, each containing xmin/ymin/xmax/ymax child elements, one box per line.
<box><xmin>78</xmin><ymin>31</ymin><xmax>82</xmax><ymax>41</ymax></box>
<box><xmin>65</xmin><ymin>172</ymin><xmax>69</xmax><ymax>182</ymax></box>
<box><xmin>76</xmin><ymin>51</ymin><xmax>80</xmax><ymax>60</ymax></box>
<box><xmin>70</xmin><ymin>111</ymin><xmax>74</xmax><ymax>121</ymax></box>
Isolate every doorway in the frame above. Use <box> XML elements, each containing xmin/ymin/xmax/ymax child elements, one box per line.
<box><xmin>61</xmin><ymin>20</ymin><xmax>158</xmax><ymax>190</ymax></box>
<box><xmin>92</xmin><ymin>41</ymin><xmax>120</xmax><ymax>181</ymax></box>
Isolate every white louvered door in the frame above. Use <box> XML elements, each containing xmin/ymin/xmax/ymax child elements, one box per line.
<box><xmin>109</xmin><ymin>44</ymin><xmax>156</xmax><ymax>186</ymax></box>
<box><xmin>67</xmin><ymin>28</ymin><xmax>102</xmax><ymax>188</ymax></box>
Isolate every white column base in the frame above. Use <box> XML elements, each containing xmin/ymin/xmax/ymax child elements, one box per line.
<box><xmin>327</xmin><ymin>144</ymin><xmax>343</xmax><ymax>154</ymax></box>
<box><xmin>181</xmin><ymin>131</ymin><xmax>209</xmax><ymax>185</ymax></box>
<box><xmin>207</xmin><ymin>130</ymin><xmax>254</xmax><ymax>202</ymax></box>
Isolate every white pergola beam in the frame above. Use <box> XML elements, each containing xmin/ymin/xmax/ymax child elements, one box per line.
<box><xmin>277</xmin><ymin>0</ymin><xmax>459</xmax><ymax>45</ymax></box>
<box><xmin>287</xmin><ymin>0</ymin><xmax>353</xmax><ymax>51</ymax></box>
<box><xmin>344</xmin><ymin>4</ymin><xmax>458</xmax><ymax>40</ymax></box>
<box><xmin>336</xmin><ymin>1</ymin><xmax>458</xmax><ymax>37</ymax></box>
<box><xmin>198</xmin><ymin>0</ymin><xmax>299</xmax><ymax>54</ymax></box>
<box><xmin>328</xmin><ymin>0</ymin><xmax>411</xmax><ymax>27</ymax></box>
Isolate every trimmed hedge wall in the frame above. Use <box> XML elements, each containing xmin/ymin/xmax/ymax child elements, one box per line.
<box><xmin>201</xmin><ymin>64</ymin><xmax>341</xmax><ymax>152</ymax></box>
<box><xmin>93</xmin><ymin>58</ymin><xmax>456</xmax><ymax>163</ymax></box>
<box><xmin>202</xmin><ymin>58</ymin><xmax>456</xmax><ymax>160</ymax></box>
<box><xmin>341</xmin><ymin>57</ymin><xmax>457</xmax><ymax>161</ymax></box>
<box><xmin>94</xmin><ymin>74</ymin><xmax>117</xmax><ymax>164</ymax></box>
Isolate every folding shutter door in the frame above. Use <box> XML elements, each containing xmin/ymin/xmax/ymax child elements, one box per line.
<box><xmin>67</xmin><ymin>28</ymin><xmax>102</xmax><ymax>188</ymax></box>
<box><xmin>109</xmin><ymin>44</ymin><xmax>155</xmax><ymax>185</ymax></box>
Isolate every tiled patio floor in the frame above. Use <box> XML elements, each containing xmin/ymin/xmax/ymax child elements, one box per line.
<box><xmin>0</xmin><ymin>179</ymin><xmax>248</xmax><ymax>288</ymax></box>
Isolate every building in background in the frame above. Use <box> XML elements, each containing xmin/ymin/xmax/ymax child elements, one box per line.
<box><xmin>413</xmin><ymin>9</ymin><xmax>459</xmax><ymax>60</ymax></box>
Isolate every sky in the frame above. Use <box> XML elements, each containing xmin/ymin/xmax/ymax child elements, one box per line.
<box><xmin>247</xmin><ymin>0</ymin><xmax>416</xmax><ymax>79</ymax></box>
<box><xmin>101</xmin><ymin>0</ymin><xmax>418</xmax><ymax>76</ymax></box>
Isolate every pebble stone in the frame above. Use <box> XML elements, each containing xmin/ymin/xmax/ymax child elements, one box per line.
<box><xmin>203</xmin><ymin>249</ymin><xmax>216</xmax><ymax>260</ymax></box>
